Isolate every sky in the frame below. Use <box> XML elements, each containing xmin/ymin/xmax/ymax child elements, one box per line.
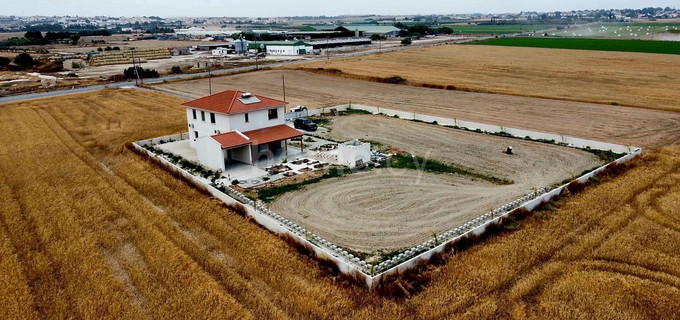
<box><xmin>2</xmin><ymin>0</ymin><xmax>679</xmax><ymax>17</ymax></box>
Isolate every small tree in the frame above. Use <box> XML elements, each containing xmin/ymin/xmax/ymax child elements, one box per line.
<box><xmin>13</xmin><ymin>53</ymin><xmax>37</xmax><ymax>67</ymax></box>
<box><xmin>69</xmin><ymin>34</ymin><xmax>80</xmax><ymax>45</ymax></box>
<box><xmin>170</xmin><ymin>65</ymin><xmax>181</xmax><ymax>74</ymax></box>
<box><xmin>401</xmin><ymin>37</ymin><xmax>412</xmax><ymax>45</ymax></box>
<box><xmin>0</xmin><ymin>57</ymin><xmax>10</xmax><ymax>69</ymax></box>
<box><xmin>123</xmin><ymin>66</ymin><xmax>159</xmax><ymax>79</ymax></box>
<box><xmin>97</xmin><ymin>47</ymin><xmax>103</xmax><ymax>52</ymax></box>
<box><xmin>24</xmin><ymin>31</ymin><xmax>43</xmax><ymax>41</ymax></box>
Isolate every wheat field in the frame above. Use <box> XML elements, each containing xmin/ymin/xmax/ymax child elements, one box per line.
<box><xmin>0</xmin><ymin>89</ymin><xmax>678</xmax><ymax>319</ymax></box>
<box><xmin>292</xmin><ymin>44</ymin><xmax>680</xmax><ymax>112</ymax></box>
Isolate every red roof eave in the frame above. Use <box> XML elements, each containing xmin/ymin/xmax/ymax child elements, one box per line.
<box><xmin>210</xmin><ymin>131</ymin><xmax>252</xmax><ymax>149</ymax></box>
<box><xmin>243</xmin><ymin>124</ymin><xmax>303</xmax><ymax>145</ymax></box>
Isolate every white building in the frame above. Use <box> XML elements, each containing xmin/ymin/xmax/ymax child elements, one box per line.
<box><xmin>212</xmin><ymin>47</ymin><xmax>230</xmax><ymax>56</ymax></box>
<box><xmin>263</xmin><ymin>41</ymin><xmax>314</xmax><ymax>55</ymax></box>
<box><xmin>183</xmin><ymin>90</ymin><xmax>304</xmax><ymax>171</ymax></box>
<box><xmin>337</xmin><ymin>140</ymin><xmax>371</xmax><ymax>168</ymax></box>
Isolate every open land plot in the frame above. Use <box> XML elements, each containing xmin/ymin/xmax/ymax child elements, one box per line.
<box><xmin>0</xmin><ymin>89</ymin><xmax>679</xmax><ymax>318</ymax></box>
<box><xmin>444</xmin><ymin>24</ymin><xmax>557</xmax><ymax>34</ymax></box>
<box><xmin>471</xmin><ymin>37</ymin><xmax>680</xmax><ymax>55</ymax></box>
<box><xmin>560</xmin><ymin>22</ymin><xmax>680</xmax><ymax>40</ymax></box>
<box><xmin>288</xmin><ymin>44</ymin><xmax>680</xmax><ymax>112</ymax></box>
<box><xmin>153</xmin><ymin>69</ymin><xmax>680</xmax><ymax>148</ymax></box>
<box><xmin>51</xmin><ymin>39</ymin><xmax>202</xmax><ymax>54</ymax></box>
<box><xmin>270</xmin><ymin>115</ymin><xmax>602</xmax><ymax>252</ymax></box>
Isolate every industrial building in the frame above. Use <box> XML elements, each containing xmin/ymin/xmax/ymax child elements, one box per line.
<box><xmin>259</xmin><ymin>41</ymin><xmax>314</xmax><ymax>55</ymax></box>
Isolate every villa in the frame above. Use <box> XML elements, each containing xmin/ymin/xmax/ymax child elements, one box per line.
<box><xmin>183</xmin><ymin>90</ymin><xmax>304</xmax><ymax>171</ymax></box>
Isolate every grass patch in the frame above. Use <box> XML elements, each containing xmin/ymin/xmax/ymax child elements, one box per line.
<box><xmin>340</xmin><ymin>108</ymin><xmax>372</xmax><ymax>116</ymax></box>
<box><xmin>307</xmin><ymin>115</ymin><xmax>331</xmax><ymax>127</ymax></box>
<box><xmin>470</xmin><ymin>37</ymin><xmax>680</xmax><ymax>55</ymax></box>
<box><xmin>584</xmin><ymin>148</ymin><xmax>627</xmax><ymax>163</ymax></box>
<box><xmin>360</xmin><ymin>139</ymin><xmax>389</xmax><ymax>152</ymax></box>
<box><xmin>384</xmin><ymin>153</ymin><xmax>513</xmax><ymax>185</ymax></box>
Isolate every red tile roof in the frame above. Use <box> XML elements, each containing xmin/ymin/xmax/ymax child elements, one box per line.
<box><xmin>243</xmin><ymin>124</ymin><xmax>303</xmax><ymax>145</ymax></box>
<box><xmin>182</xmin><ymin>90</ymin><xmax>288</xmax><ymax>115</ymax></box>
<box><xmin>211</xmin><ymin>131</ymin><xmax>251</xmax><ymax>149</ymax></box>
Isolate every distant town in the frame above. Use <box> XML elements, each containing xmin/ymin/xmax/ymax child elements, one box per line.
<box><xmin>1</xmin><ymin>7</ymin><xmax>679</xmax><ymax>33</ymax></box>
<box><xmin>0</xmin><ymin>6</ymin><xmax>678</xmax><ymax>97</ymax></box>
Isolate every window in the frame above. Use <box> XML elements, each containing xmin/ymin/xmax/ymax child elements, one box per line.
<box><xmin>244</xmin><ymin>113</ymin><xmax>249</xmax><ymax>123</ymax></box>
<box><xmin>192</xmin><ymin>109</ymin><xmax>197</xmax><ymax>119</ymax></box>
<box><xmin>201</xmin><ymin>111</ymin><xmax>205</xmax><ymax>121</ymax></box>
<box><xmin>268</xmin><ymin>108</ymin><xmax>278</xmax><ymax>120</ymax></box>
<box><xmin>210</xmin><ymin>112</ymin><xmax>215</xmax><ymax>124</ymax></box>
<box><xmin>194</xmin><ymin>131</ymin><xmax>198</xmax><ymax>138</ymax></box>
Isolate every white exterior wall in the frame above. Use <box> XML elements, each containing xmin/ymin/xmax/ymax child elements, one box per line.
<box><xmin>266</xmin><ymin>45</ymin><xmax>313</xmax><ymax>55</ymax></box>
<box><xmin>230</xmin><ymin>145</ymin><xmax>252</xmax><ymax>164</ymax></box>
<box><xmin>228</xmin><ymin>106</ymin><xmax>285</xmax><ymax>134</ymax></box>
<box><xmin>195</xmin><ymin>136</ymin><xmax>225</xmax><ymax>171</ymax></box>
<box><xmin>251</xmin><ymin>140</ymin><xmax>284</xmax><ymax>162</ymax></box>
<box><xmin>186</xmin><ymin>107</ymin><xmax>231</xmax><ymax>148</ymax></box>
<box><xmin>212</xmin><ymin>48</ymin><xmax>229</xmax><ymax>56</ymax></box>
<box><xmin>338</xmin><ymin>140</ymin><xmax>371</xmax><ymax>167</ymax></box>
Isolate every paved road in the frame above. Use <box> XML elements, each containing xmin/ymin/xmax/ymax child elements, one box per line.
<box><xmin>0</xmin><ymin>37</ymin><xmax>477</xmax><ymax>105</ymax></box>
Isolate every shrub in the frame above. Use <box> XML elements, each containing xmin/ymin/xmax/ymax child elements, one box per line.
<box><xmin>383</xmin><ymin>75</ymin><xmax>406</xmax><ymax>84</ymax></box>
<box><xmin>401</xmin><ymin>37</ymin><xmax>412</xmax><ymax>45</ymax></box>
<box><xmin>13</xmin><ymin>53</ymin><xmax>37</xmax><ymax>67</ymax></box>
<box><xmin>0</xmin><ymin>56</ymin><xmax>10</xmax><ymax>69</ymax></box>
<box><xmin>123</xmin><ymin>66</ymin><xmax>160</xmax><ymax>79</ymax></box>
<box><xmin>170</xmin><ymin>65</ymin><xmax>182</xmax><ymax>74</ymax></box>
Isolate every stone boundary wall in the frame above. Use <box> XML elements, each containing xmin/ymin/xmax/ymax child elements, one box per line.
<box><xmin>138</xmin><ymin>105</ymin><xmax>641</xmax><ymax>288</ymax></box>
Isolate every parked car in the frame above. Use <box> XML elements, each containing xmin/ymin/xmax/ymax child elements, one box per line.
<box><xmin>293</xmin><ymin>118</ymin><xmax>317</xmax><ymax>131</ymax></box>
<box><xmin>290</xmin><ymin>105</ymin><xmax>307</xmax><ymax>112</ymax></box>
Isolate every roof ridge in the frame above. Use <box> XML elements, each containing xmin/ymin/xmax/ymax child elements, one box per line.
<box><xmin>227</xmin><ymin>90</ymin><xmax>240</xmax><ymax>114</ymax></box>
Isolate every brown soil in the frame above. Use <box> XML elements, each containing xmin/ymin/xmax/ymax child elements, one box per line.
<box><xmin>154</xmin><ymin>69</ymin><xmax>680</xmax><ymax>148</ymax></box>
<box><xmin>270</xmin><ymin>115</ymin><xmax>601</xmax><ymax>252</ymax></box>
<box><xmin>290</xmin><ymin>44</ymin><xmax>680</xmax><ymax>112</ymax></box>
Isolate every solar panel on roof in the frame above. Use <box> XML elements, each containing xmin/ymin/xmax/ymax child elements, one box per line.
<box><xmin>238</xmin><ymin>96</ymin><xmax>261</xmax><ymax>105</ymax></box>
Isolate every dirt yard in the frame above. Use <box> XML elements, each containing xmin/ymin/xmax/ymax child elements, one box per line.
<box><xmin>270</xmin><ymin>115</ymin><xmax>602</xmax><ymax>252</ymax></box>
<box><xmin>153</xmin><ymin>70</ymin><xmax>680</xmax><ymax>148</ymax></box>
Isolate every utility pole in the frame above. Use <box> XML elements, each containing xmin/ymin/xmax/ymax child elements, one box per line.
<box><xmin>282</xmin><ymin>74</ymin><xmax>286</xmax><ymax>102</ymax></box>
<box><xmin>131</xmin><ymin>48</ymin><xmax>141</xmax><ymax>86</ymax></box>
<box><xmin>207</xmin><ymin>59</ymin><xmax>212</xmax><ymax>95</ymax></box>
<box><xmin>326</xmin><ymin>36</ymin><xmax>329</xmax><ymax>60</ymax></box>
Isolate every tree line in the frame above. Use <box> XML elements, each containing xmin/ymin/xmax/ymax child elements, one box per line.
<box><xmin>0</xmin><ymin>30</ymin><xmax>112</xmax><ymax>47</ymax></box>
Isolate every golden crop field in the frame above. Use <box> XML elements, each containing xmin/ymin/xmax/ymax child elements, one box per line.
<box><xmin>0</xmin><ymin>89</ymin><xmax>678</xmax><ymax>319</ymax></box>
<box><xmin>291</xmin><ymin>44</ymin><xmax>680</xmax><ymax>112</ymax></box>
